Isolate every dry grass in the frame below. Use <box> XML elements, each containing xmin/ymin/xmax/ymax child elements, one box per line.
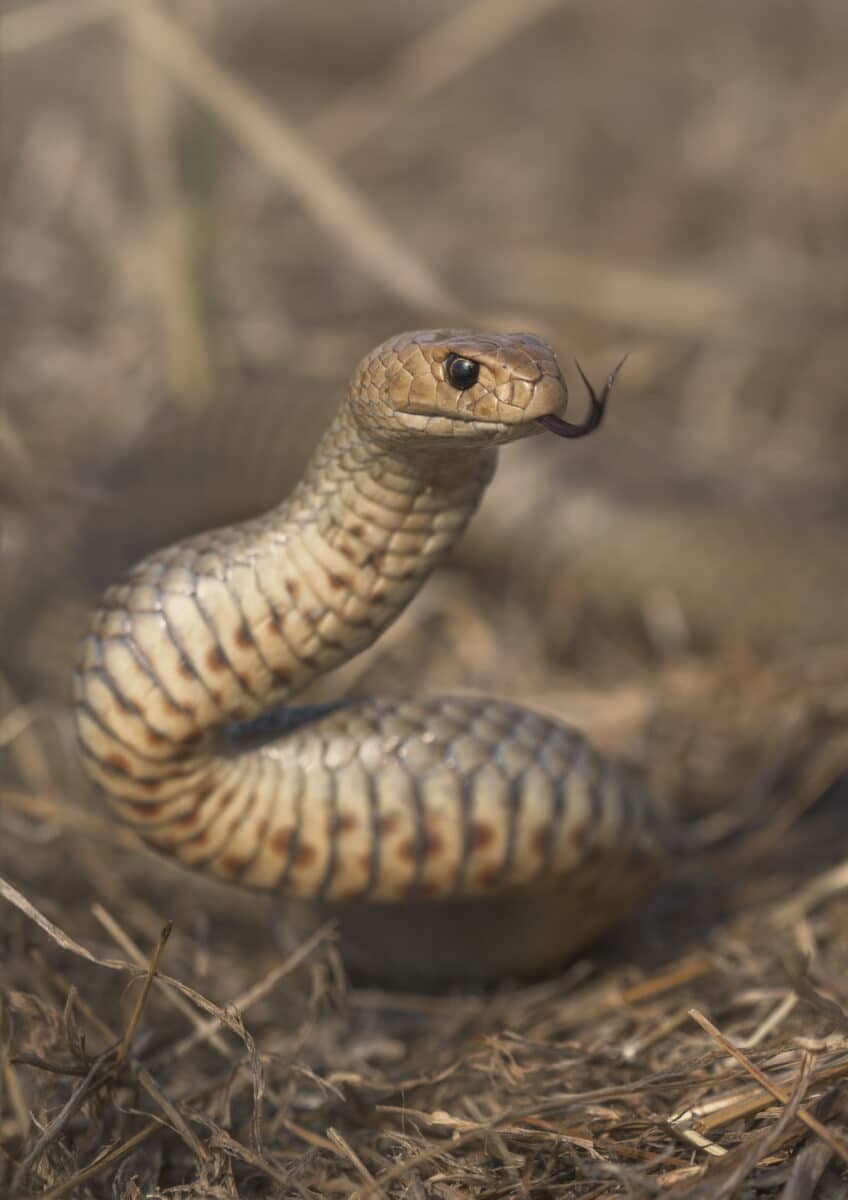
<box><xmin>3</xmin><ymin>1</ymin><xmax>848</xmax><ymax>1195</ymax></box>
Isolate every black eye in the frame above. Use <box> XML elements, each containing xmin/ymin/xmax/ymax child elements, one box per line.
<box><xmin>445</xmin><ymin>354</ymin><xmax>480</xmax><ymax>390</ymax></box>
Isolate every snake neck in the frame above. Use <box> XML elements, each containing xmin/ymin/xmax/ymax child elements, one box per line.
<box><xmin>74</xmin><ymin>404</ymin><xmax>497</xmax><ymax>796</ymax></box>
<box><xmin>262</xmin><ymin>404</ymin><xmax>499</xmax><ymax>687</ymax></box>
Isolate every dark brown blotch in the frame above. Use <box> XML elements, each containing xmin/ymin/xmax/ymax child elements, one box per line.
<box><xmin>294</xmin><ymin>842</ymin><xmax>317</xmax><ymax>868</ymax></box>
<box><xmin>130</xmin><ymin>801</ymin><xmax>163</xmax><ymax>820</ymax></box>
<box><xmin>195</xmin><ymin>783</ymin><xmax>214</xmax><ymax>805</ymax></box>
<box><xmin>272</xmin><ymin>667</ymin><xmax>292</xmax><ymax>687</ymax></box>
<box><xmin>286</xmin><ymin>578</ymin><xmax>300</xmax><ymax>600</ymax></box>
<box><xmin>206</xmin><ymin>646</ymin><xmax>228</xmax><ymax>673</ymax></box>
<box><xmin>327</xmin><ymin>573</ymin><xmax>350</xmax><ymax>591</ymax></box>
<box><xmin>379</xmin><ymin>813</ymin><xmax>399</xmax><ymax>836</ymax></box>
<box><xmin>178</xmin><ymin>657</ymin><xmax>196</xmax><ymax>680</ymax></box>
<box><xmin>146</xmin><ymin>728</ymin><xmax>166</xmax><ymax>747</ymax></box>
<box><xmin>424</xmin><ymin>831</ymin><xmax>444</xmax><ymax>858</ymax></box>
<box><xmin>331</xmin><ymin>806</ymin><xmax>357</xmax><ymax>835</ymax></box>
<box><xmin>271</xmin><ymin>827</ymin><xmax>293</xmax><ymax>855</ymax></box>
<box><xmin>234</xmin><ymin>622</ymin><xmax>254</xmax><ymax>648</ymax></box>
<box><xmin>348</xmin><ymin>524</ymin><xmax>365</xmax><ymax>538</ymax></box>
<box><xmin>105</xmin><ymin>753</ymin><xmax>131</xmax><ymax>775</ymax></box>
<box><xmin>470</xmin><ymin>821</ymin><xmax>496</xmax><ymax>850</ymax></box>
<box><xmin>398</xmin><ymin>831</ymin><xmax>443</xmax><ymax>864</ymax></box>
<box><xmin>220</xmin><ymin>855</ymin><xmax>247</xmax><ymax>877</ymax></box>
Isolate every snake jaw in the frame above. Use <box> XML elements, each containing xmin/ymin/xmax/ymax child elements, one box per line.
<box><xmin>536</xmin><ymin>356</ymin><xmax>627</xmax><ymax>439</ymax></box>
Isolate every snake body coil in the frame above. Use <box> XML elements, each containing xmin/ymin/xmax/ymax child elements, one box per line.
<box><xmin>74</xmin><ymin>330</ymin><xmax>665</xmax><ymax>983</ymax></box>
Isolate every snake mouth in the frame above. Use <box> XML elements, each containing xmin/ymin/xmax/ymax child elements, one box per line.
<box><xmin>399</xmin><ymin>407</ymin><xmax>531</xmax><ymax>440</ymax></box>
<box><xmin>401</xmin><ymin>406</ymin><xmax>502</xmax><ymax>425</ymax></box>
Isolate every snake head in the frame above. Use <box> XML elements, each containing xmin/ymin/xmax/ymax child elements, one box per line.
<box><xmin>349</xmin><ymin>329</ymin><xmax>587</xmax><ymax>445</ymax></box>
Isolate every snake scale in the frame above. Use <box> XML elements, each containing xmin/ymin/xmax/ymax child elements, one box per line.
<box><xmin>74</xmin><ymin>330</ymin><xmax>667</xmax><ymax>984</ymax></box>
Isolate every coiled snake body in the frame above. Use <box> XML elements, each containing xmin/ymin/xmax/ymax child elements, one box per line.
<box><xmin>74</xmin><ymin>331</ymin><xmax>666</xmax><ymax>984</ymax></box>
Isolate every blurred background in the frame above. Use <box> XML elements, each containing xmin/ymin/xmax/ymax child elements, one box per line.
<box><xmin>2</xmin><ymin>1</ymin><xmax>848</xmax><ymax>1190</ymax></box>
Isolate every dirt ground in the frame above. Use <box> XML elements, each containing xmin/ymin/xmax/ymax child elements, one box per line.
<box><xmin>3</xmin><ymin>1</ymin><xmax>848</xmax><ymax>1196</ymax></box>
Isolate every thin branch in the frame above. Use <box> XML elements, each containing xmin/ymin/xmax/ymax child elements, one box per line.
<box><xmin>123</xmin><ymin>4</ymin><xmax>461</xmax><ymax>316</ymax></box>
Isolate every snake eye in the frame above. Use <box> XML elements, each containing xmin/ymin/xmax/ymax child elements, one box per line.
<box><xmin>445</xmin><ymin>354</ymin><xmax>480</xmax><ymax>390</ymax></box>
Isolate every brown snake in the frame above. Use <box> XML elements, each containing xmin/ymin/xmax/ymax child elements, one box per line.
<box><xmin>74</xmin><ymin>330</ymin><xmax>666</xmax><ymax>984</ymax></box>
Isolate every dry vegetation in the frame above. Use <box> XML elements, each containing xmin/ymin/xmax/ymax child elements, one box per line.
<box><xmin>2</xmin><ymin>1</ymin><xmax>848</xmax><ymax>1196</ymax></box>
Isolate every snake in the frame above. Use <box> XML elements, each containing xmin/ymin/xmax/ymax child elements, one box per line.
<box><xmin>73</xmin><ymin>330</ymin><xmax>668</xmax><ymax>985</ymax></box>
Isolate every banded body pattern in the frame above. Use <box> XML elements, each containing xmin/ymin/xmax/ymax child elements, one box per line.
<box><xmin>74</xmin><ymin>330</ymin><xmax>665</xmax><ymax>961</ymax></box>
